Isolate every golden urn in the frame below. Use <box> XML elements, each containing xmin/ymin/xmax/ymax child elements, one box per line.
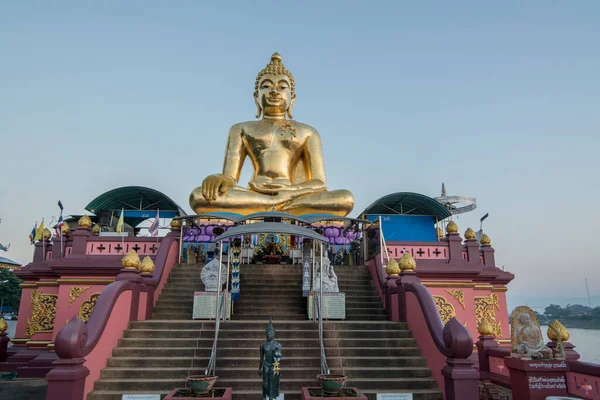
<box><xmin>480</xmin><ymin>233</ymin><xmax>491</xmax><ymax>245</ymax></box>
<box><xmin>385</xmin><ymin>259</ymin><xmax>400</xmax><ymax>276</ymax></box>
<box><xmin>42</xmin><ymin>228</ymin><xmax>52</xmax><ymax>240</ymax></box>
<box><xmin>477</xmin><ymin>318</ymin><xmax>495</xmax><ymax>337</ymax></box>
<box><xmin>0</xmin><ymin>317</ymin><xmax>7</xmax><ymax>334</ymax></box>
<box><xmin>398</xmin><ymin>252</ymin><xmax>416</xmax><ymax>271</ymax></box>
<box><xmin>464</xmin><ymin>228</ymin><xmax>476</xmax><ymax>240</ymax></box>
<box><xmin>547</xmin><ymin>320</ymin><xmax>570</xmax><ymax>342</ymax></box>
<box><xmin>78</xmin><ymin>215</ymin><xmax>92</xmax><ymax>228</ymax></box>
<box><xmin>170</xmin><ymin>219</ymin><xmax>181</xmax><ymax>231</ymax></box>
<box><xmin>139</xmin><ymin>256</ymin><xmax>156</xmax><ymax>274</ymax></box>
<box><xmin>121</xmin><ymin>250</ymin><xmax>141</xmax><ymax>270</ymax></box>
<box><xmin>92</xmin><ymin>224</ymin><xmax>101</xmax><ymax>235</ymax></box>
<box><xmin>61</xmin><ymin>222</ymin><xmax>71</xmax><ymax>236</ymax></box>
<box><xmin>436</xmin><ymin>227</ymin><xmax>444</xmax><ymax>239</ymax></box>
<box><xmin>446</xmin><ymin>220</ymin><xmax>458</xmax><ymax>234</ymax></box>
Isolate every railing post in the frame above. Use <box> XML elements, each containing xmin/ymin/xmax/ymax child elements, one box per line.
<box><xmin>475</xmin><ymin>333</ymin><xmax>499</xmax><ymax>380</ymax></box>
<box><xmin>442</xmin><ymin>356</ymin><xmax>480</xmax><ymax>400</ymax></box>
<box><xmin>384</xmin><ymin>275</ymin><xmax>396</xmax><ymax>320</ymax></box>
<box><xmin>395</xmin><ymin>270</ymin><xmax>419</xmax><ymax>322</ymax></box>
<box><xmin>45</xmin><ymin>318</ymin><xmax>90</xmax><ymax>400</ymax></box>
<box><xmin>0</xmin><ymin>320</ymin><xmax>10</xmax><ymax>362</ymax></box>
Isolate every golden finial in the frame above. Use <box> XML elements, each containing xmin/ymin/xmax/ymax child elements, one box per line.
<box><xmin>446</xmin><ymin>220</ymin><xmax>458</xmax><ymax>234</ymax></box>
<box><xmin>170</xmin><ymin>219</ymin><xmax>181</xmax><ymax>231</ymax></box>
<box><xmin>78</xmin><ymin>215</ymin><xmax>92</xmax><ymax>228</ymax></box>
<box><xmin>61</xmin><ymin>223</ymin><xmax>71</xmax><ymax>236</ymax></box>
<box><xmin>464</xmin><ymin>228</ymin><xmax>476</xmax><ymax>240</ymax></box>
<box><xmin>42</xmin><ymin>228</ymin><xmax>52</xmax><ymax>240</ymax></box>
<box><xmin>386</xmin><ymin>259</ymin><xmax>400</xmax><ymax>276</ymax></box>
<box><xmin>480</xmin><ymin>233</ymin><xmax>491</xmax><ymax>245</ymax></box>
<box><xmin>436</xmin><ymin>227</ymin><xmax>444</xmax><ymax>239</ymax></box>
<box><xmin>477</xmin><ymin>318</ymin><xmax>495</xmax><ymax>337</ymax></box>
<box><xmin>121</xmin><ymin>249</ymin><xmax>141</xmax><ymax>270</ymax></box>
<box><xmin>547</xmin><ymin>320</ymin><xmax>570</xmax><ymax>342</ymax></box>
<box><xmin>139</xmin><ymin>256</ymin><xmax>155</xmax><ymax>274</ymax></box>
<box><xmin>255</xmin><ymin>52</ymin><xmax>296</xmax><ymax>97</ymax></box>
<box><xmin>0</xmin><ymin>317</ymin><xmax>7</xmax><ymax>333</ymax></box>
<box><xmin>92</xmin><ymin>224</ymin><xmax>101</xmax><ymax>235</ymax></box>
<box><xmin>398</xmin><ymin>252</ymin><xmax>416</xmax><ymax>271</ymax></box>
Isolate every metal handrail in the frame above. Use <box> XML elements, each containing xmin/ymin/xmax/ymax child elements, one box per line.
<box><xmin>314</xmin><ymin>291</ymin><xmax>330</xmax><ymax>375</ymax></box>
<box><xmin>205</xmin><ymin>291</ymin><xmax>226</xmax><ymax>375</ymax></box>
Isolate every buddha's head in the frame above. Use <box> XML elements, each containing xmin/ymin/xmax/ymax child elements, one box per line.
<box><xmin>254</xmin><ymin>53</ymin><xmax>296</xmax><ymax>119</ymax></box>
<box><xmin>519</xmin><ymin>312</ymin><xmax>532</xmax><ymax>326</ymax></box>
<box><xmin>266</xmin><ymin>317</ymin><xmax>276</xmax><ymax>341</ymax></box>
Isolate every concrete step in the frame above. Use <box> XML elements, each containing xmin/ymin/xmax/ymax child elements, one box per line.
<box><xmin>117</xmin><ymin>337</ymin><xmax>418</xmax><ymax>348</ymax></box>
<box><xmin>93</xmin><ymin>377</ymin><xmax>438</xmax><ymax>392</ymax></box>
<box><xmin>105</xmin><ymin>355</ymin><xmax>426</xmax><ymax>369</ymax></box>
<box><xmin>129</xmin><ymin>320</ymin><xmax>407</xmax><ymax>330</ymax></box>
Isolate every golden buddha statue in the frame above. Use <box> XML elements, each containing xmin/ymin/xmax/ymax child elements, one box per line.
<box><xmin>189</xmin><ymin>53</ymin><xmax>354</xmax><ymax>217</ymax></box>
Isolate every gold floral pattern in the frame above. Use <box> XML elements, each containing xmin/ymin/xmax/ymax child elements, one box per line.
<box><xmin>475</xmin><ymin>293</ymin><xmax>502</xmax><ymax>338</ymax></box>
<box><xmin>445</xmin><ymin>289</ymin><xmax>465</xmax><ymax>310</ymax></box>
<box><xmin>68</xmin><ymin>286</ymin><xmax>90</xmax><ymax>306</ymax></box>
<box><xmin>433</xmin><ymin>295</ymin><xmax>456</xmax><ymax>325</ymax></box>
<box><xmin>25</xmin><ymin>290</ymin><xmax>58</xmax><ymax>337</ymax></box>
<box><xmin>78</xmin><ymin>293</ymin><xmax>101</xmax><ymax>323</ymax></box>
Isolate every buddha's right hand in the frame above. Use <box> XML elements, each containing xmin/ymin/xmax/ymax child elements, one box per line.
<box><xmin>202</xmin><ymin>174</ymin><xmax>234</xmax><ymax>203</ymax></box>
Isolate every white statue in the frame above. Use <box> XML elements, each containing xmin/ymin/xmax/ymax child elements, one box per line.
<box><xmin>312</xmin><ymin>256</ymin><xmax>339</xmax><ymax>293</ymax></box>
<box><xmin>201</xmin><ymin>258</ymin><xmax>227</xmax><ymax>291</ymax></box>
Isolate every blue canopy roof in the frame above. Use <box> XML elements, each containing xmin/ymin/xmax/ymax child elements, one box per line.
<box><xmin>213</xmin><ymin>222</ymin><xmax>328</xmax><ymax>242</ymax></box>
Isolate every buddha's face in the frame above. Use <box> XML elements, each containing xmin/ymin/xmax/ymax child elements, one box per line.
<box><xmin>256</xmin><ymin>73</ymin><xmax>293</xmax><ymax>115</ymax></box>
<box><xmin>519</xmin><ymin>313</ymin><xmax>532</xmax><ymax>325</ymax></box>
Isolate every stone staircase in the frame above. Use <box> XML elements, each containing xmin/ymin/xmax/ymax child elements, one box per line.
<box><xmin>88</xmin><ymin>263</ymin><xmax>442</xmax><ymax>400</ymax></box>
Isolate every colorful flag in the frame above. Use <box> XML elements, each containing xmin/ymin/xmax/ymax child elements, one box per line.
<box><xmin>116</xmin><ymin>209</ymin><xmax>124</xmax><ymax>235</ymax></box>
<box><xmin>29</xmin><ymin>222</ymin><xmax>37</xmax><ymax>244</ymax></box>
<box><xmin>34</xmin><ymin>219</ymin><xmax>45</xmax><ymax>241</ymax></box>
<box><xmin>148</xmin><ymin>210</ymin><xmax>160</xmax><ymax>237</ymax></box>
<box><xmin>55</xmin><ymin>213</ymin><xmax>64</xmax><ymax>238</ymax></box>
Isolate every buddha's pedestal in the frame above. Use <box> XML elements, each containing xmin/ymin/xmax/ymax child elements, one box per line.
<box><xmin>504</xmin><ymin>357</ymin><xmax>568</xmax><ymax>400</ymax></box>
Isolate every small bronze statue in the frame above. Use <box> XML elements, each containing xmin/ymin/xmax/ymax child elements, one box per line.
<box><xmin>259</xmin><ymin>318</ymin><xmax>282</xmax><ymax>400</ymax></box>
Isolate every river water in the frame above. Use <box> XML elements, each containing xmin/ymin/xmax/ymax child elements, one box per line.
<box><xmin>5</xmin><ymin>321</ymin><xmax>600</xmax><ymax>363</ymax></box>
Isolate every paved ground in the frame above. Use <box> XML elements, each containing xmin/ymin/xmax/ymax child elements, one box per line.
<box><xmin>0</xmin><ymin>378</ymin><xmax>47</xmax><ymax>400</ymax></box>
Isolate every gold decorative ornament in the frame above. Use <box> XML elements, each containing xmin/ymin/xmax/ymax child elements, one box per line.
<box><xmin>446</xmin><ymin>220</ymin><xmax>459</xmax><ymax>234</ymax></box>
<box><xmin>61</xmin><ymin>223</ymin><xmax>71</xmax><ymax>235</ymax></box>
<box><xmin>464</xmin><ymin>228</ymin><xmax>476</xmax><ymax>240</ymax></box>
<box><xmin>170</xmin><ymin>219</ymin><xmax>181</xmax><ymax>231</ymax></box>
<box><xmin>78</xmin><ymin>293</ymin><xmax>101</xmax><ymax>323</ymax></box>
<box><xmin>139</xmin><ymin>256</ymin><xmax>155</xmax><ymax>274</ymax></box>
<box><xmin>436</xmin><ymin>227</ymin><xmax>444</xmax><ymax>239</ymax></box>
<box><xmin>42</xmin><ymin>228</ymin><xmax>52</xmax><ymax>240</ymax></box>
<box><xmin>547</xmin><ymin>320</ymin><xmax>570</xmax><ymax>342</ymax></box>
<box><xmin>398</xmin><ymin>252</ymin><xmax>416</xmax><ymax>271</ymax></box>
<box><xmin>92</xmin><ymin>224</ymin><xmax>101</xmax><ymax>235</ymax></box>
<box><xmin>433</xmin><ymin>295</ymin><xmax>456</xmax><ymax>325</ymax></box>
<box><xmin>477</xmin><ymin>318</ymin><xmax>495</xmax><ymax>336</ymax></box>
<box><xmin>480</xmin><ymin>233</ymin><xmax>491</xmax><ymax>245</ymax></box>
<box><xmin>68</xmin><ymin>286</ymin><xmax>90</xmax><ymax>306</ymax></box>
<box><xmin>78</xmin><ymin>215</ymin><xmax>92</xmax><ymax>228</ymax></box>
<box><xmin>385</xmin><ymin>258</ymin><xmax>400</xmax><ymax>276</ymax></box>
<box><xmin>25</xmin><ymin>290</ymin><xmax>58</xmax><ymax>337</ymax></box>
<box><xmin>445</xmin><ymin>289</ymin><xmax>466</xmax><ymax>310</ymax></box>
<box><xmin>189</xmin><ymin>52</ymin><xmax>354</xmax><ymax>217</ymax></box>
<box><xmin>121</xmin><ymin>249</ymin><xmax>141</xmax><ymax>270</ymax></box>
<box><xmin>475</xmin><ymin>293</ymin><xmax>502</xmax><ymax>338</ymax></box>
<box><xmin>0</xmin><ymin>318</ymin><xmax>7</xmax><ymax>333</ymax></box>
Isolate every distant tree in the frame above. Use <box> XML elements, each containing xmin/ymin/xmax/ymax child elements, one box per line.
<box><xmin>0</xmin><ymin>268</ymin><xmax>23</xmax><ymax>313</ymax></box>
<box><xmin>544</xmin><ymin>304</ymin><xmax>564</xmax><ymax>319</ymax></box>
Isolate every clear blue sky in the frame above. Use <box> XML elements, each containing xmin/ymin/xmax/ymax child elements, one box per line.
<box><xmin>1</xmin><ymin>1</ymin><xmax>599</xmax><ymax>301</ymax></box>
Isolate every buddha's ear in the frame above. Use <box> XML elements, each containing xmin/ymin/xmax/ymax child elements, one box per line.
<box><xmin>254</xmin><ymin>94</ymin><xmax>262</xmax><ymax>119</ymax></box>
<box><xmin>287</xmin><ymin>94</ymin><xmax>296</xmax><ymax>119</ymax></box>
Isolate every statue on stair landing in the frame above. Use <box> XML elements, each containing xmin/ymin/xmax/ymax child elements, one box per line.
<box><xmin>259</xmin><ymin>318</ymin><xmax>282</xmax><ymax>400</ymax></box>
<box><xmin>312</xmin><ymin>256</ymin><xmax>339</xmax><ymax>293</ymax></box>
